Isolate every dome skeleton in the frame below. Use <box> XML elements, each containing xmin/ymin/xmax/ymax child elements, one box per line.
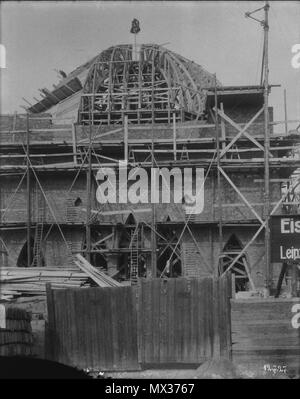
<box><xmin>78</xmin><ymin>44</ymin><xmax>219</xmax><ymax>125</ymax></box>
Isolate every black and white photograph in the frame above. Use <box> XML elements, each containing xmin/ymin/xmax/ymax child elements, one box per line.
<box><xmin>0</xmin><ymin>0</ymin><xmax>299</xmax><ymax>382</ymax></box>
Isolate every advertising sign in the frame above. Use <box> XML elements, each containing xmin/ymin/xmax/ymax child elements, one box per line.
<box><xmin>271</xmin><ymin>215</ymin><xmax>300</xmax><ymax>262</ymax></box>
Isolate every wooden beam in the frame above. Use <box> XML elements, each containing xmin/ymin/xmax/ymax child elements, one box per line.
<box><xmin>26</xmin><ymin>114</ymin><xmax>31</xmax><ymax>267</ymax></box>
<box><xmin>218</xmin><ymin>107</ymin><xmax>264</xmax><ymax>157</ymax></box>
<box><xmin>173</xmin><ymin>112</ymin><xmax>176</xmax><ymax>160</ymax></box>
<box><xmin>91</xmin><ymin>233</ymin><xmax>113</xmax><ymax>248</ymax></box>
<box><xmin>220</xmin><ymin>103</ymin><xmax>226</xmax><ymax>150</ymax></box>
<box><xmin>124</xmin><ymin>114</ymin><xmax>128</xmax><ymax>162</ymax></box>
<box><xmin>71</xmin><ymin>123</ymin><xmax>77</xmax><ymax>165</ymax></box>
<box><xmin>219</xmin><ymin>166</ymin><xmax>264</xmax><ymax>224</ymax></box>
<box><xmin>221</xmin><ymin>223</ymin><xmax>265</xmax><ymax>278</ymax></box>
<box><xmin>77</xmin><ymin>127</ymin><xmax>123</xmax><ymax>143</ymax></box>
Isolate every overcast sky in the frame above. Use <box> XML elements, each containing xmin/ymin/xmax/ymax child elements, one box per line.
<box><xmin>0</xmin><ymin>1</ymin><xmax>299</xmax><ymax>130</ymax></box>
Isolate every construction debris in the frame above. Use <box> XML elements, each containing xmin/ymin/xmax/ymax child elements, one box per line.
<box><xmin>0</xmin><ymin>267</ymin><xmax>91</xmax><ymax>300</ymax></box>
<box><xmin>74</xmin><ymin>254</ymin><xmax>122</xmax><ymax>287</ymax></box>
<box><xmin>0</xmin><ymin>256</ymin><xmax>122</xmax><ymax>301</ymax></box>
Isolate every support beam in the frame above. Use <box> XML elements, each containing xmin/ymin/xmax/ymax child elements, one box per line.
<box><xmin>124</xmin><ymin>114</ymin><xmax>128</xmax><ymax>162</ymax></box>
<box><xmin>218</xmin><ymin>107</ymin><xmax>265</xmax><ymax>158</ymax></box>
<box><xmin>284</xmin><ymin>89</ymin><xmax>288</xmax><ymax>136</ymax></box>
<box><xmin>221</xmin><ymin>223</ymin><xmax>265</xmax><ymax>278</ymax></box>
<box><xmin>220</xmin><ymin>102</ymin><xmax>226</xmax><ymax>150</ymax></box>
<box><xmin>263</xmin><ymin>1</ymin><xmax>271</xmax><ymax>292</ymax></box>
<box><xmin>26</xmin><ymin>114</ymin><xmax>32</xmax><ymax>267</ymax></box>
<box><xmin>215</xmin><ymin>75</ymin><xmax>222</xmax><ymax>278</ymax></box>
<box><xmin>86</xmin><ymin>111</ymin><xmax>92</xmax><ymax>264</ymax></box>
<box><xmin>218</xmin><ymin>166</ymin><xmax>264</xmax><ymax>224</ymax></box>
<box><xmin>151</xmin><ymin>128</ymin><xmax>157</xmax><ymax>277</ymax></box>
<box><xmin>92</xmin><ymin>233</ymin><xmax>114</xmax><ymax>248</ymax></box>
<box><xmin>173</xmin><ymin>112</ymin><xmax>176</xmax><ymax>160</ymax></box>
<box><xmin>71</xmin><ymin>122</ymin><xmax>77</xmax><ymax>165</ymax></box>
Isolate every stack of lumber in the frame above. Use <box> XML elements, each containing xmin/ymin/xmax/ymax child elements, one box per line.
<box><xmin>0</xmin><ymin>305</ymin><xmax>33</xmax><ymax>356</ymax></box>
<box><xmin>0</xmin><ymin>268</ymin><xmax>91</xmax><ymax>300</ymax></box>
<box><xmin>74</xmin><ymin>254</ymin><xmax>122</xmax><ymax>287</ymax></box>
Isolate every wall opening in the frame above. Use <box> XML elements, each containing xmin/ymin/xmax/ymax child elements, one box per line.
<box><xmin>0</xmin><ymin>237</ymin><xmax>8</xmax><ymax>267</ymax></box>
<box><xmin>74</xmin><ymin>197</ymin><xmax>82</xmax><ymax>207</ymax></box>
<box><xmin>157</xmin><ymin>227</ymin><xmax>182</xmax><ymax>277</ymax></box>
<box><xmin>219</xmin><ymin>234</ymin><xmax>249</xmax><ymax>291</ymax></box>
<box><xmin>17</xmin><ymin>237</ymin><xmax>46</xmax><ymax>267</ymax></box>
<box><xmin>82</xmin><ymin>231</ymin><xmax>108</xmax><ymax>269</ymax></box>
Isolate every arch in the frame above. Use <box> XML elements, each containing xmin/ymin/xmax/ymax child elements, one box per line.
<box><xmin>219</xmin><ymin>234</ymin><xmax>250</xmax><ymax>292</ymax></box>
<box><xmin>124</xmin><ymin>212</ymin><xmax>136</xmax><ymax>225</ymax></box>
<box><xmin>74</xmin><ymin>197</ymin><xmax>82</xmax><ymax>207</ymax></box>
<box><xmin>82</xmin><ymin>230</ymin><xmax>108</xmax><ymax>269</ymax></box>
<box><xmin>17</xmin><ymin>237</ymin><xmax>46</xmax><ymax>267</ymax></box>
<box><xmin>157</xmin><ymin>227</ymin><xmax>182</xmax><ymax>277</ymax></box>
<box><xmin>0</xmin><ymin>237</ymin><xmax>8</xmax><ymax>267</ymax></box>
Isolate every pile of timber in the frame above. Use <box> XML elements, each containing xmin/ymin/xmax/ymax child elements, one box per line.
<box><xmin>0</xmin><ymin>258</ymin><xmax>122</xmax><ymax>300</ymax></box>
<box><xmin>0</xmin><ymin>268</ymin><xmax>91</xmax><ymax>300</ymax></box>
<box><xmin>74</xmin><ymin>254</ymin><xmax>122</xmax><ymax>287</ymax></box>
<box><xmin>0</xmin><ymin>305</ymin><xmax>33</xmax><ymax>356</ymax></box>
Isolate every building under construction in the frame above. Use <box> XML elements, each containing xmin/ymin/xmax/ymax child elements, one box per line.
<box><xmin>1</xmin><ymin>39</ymin><xmax>300</xmax><ymax>295</ymax></box>
<box><xmin>1</xmin><ymin>3</ymin><xmax>300</xmax><ymax>375</ymax></box>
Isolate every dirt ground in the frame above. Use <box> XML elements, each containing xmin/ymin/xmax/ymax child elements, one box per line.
<box><xmin>98</xmin><ymin>358</ymin><xmax>298</xmax><ymax>379</ymax></box>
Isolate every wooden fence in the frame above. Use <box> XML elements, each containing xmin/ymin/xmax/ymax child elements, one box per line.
<box><xmin>46</xmin><ymin>285</ymin><xmax>139</xmax><ymax>370</ymax></box>
<box><xmin>46</xmin><ymin>276</ymin><xmax>232</xmax><ymax>371</ymax></box>
<box><xmin>231</xmin><ymin>298</ymin><xmax>300</xmax><ymax>375</ymax></box>
<box><xmin>137</xmin><ymin>277</ymin><xmax>231</xmax><ymax>365</ymax></box>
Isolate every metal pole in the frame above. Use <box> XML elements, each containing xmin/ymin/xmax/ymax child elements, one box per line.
<box><xmin>151</xmin><ymin>58</ymin><xmax>157</xmax><ymax>277</ymax></box>
<box><xmin>86</xmin><ymin>105</ymin><xmax>92</xmax><ymax>263</ymax></box>
<box><xmin>151</xmin><ymin>129</ymin><xmax>157</xmax><ymax>277</ymax></box>
<box><xmin>215</xmin><ymin>74</ymin><xmax>223</xmax><ymax>277</ymax></box>
<box><xmin>124</xmin><ymin>114</ymin><xmax>128</xmax><ymax>162</ymax></box>
<box><xmin>263</xmin><ymin>1</ymin><xmax>271</xmax><ymax>293</ymax></box>
<box><xmin>284</xmin><ymin>89</ymin><xmax>288</xmax><ymax>136</ymax></box>
<box><xmin>26</xmin><ymin>113</ymin><xmax>32</xmax><ymax>267</ymax></box>
<box><xmin>173</xmin><ymin>112</ymin><xmax>176</xmax><ymax>160</ymax></box>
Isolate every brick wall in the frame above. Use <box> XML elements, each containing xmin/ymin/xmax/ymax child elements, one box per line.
<box><xmin>0</xmin><ymin>114</ymin><xmax>73</xmax><ymax>144</ymax></box>
<box><xmin>0</xmin><ymin>226</ymin><xmax>84</xmax><ymax>267</ymax></box>
<box><xmin>0</xmin><ymin>168</ymin><xmax>282</xmax><ymax>226</ymax></box>
<box><xmin>0</xmin><ymin>174</ymin><xmax>88</xmax><ymax>224</ymax></box>
<box><xmin>180</xmin><ymin>226</ymin><xmax>267</xmax><ymax>288</ymax></box>
<box><xmin>0</xmin><ymin>230</ymin><xmax>26</xmax><ymax>267</ymax></box>
<box><xmin>43</xmin><ymin>226</ymin><xmax>84</xmax><ymax>267</ymax></box>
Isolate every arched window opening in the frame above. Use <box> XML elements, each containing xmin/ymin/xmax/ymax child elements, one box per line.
<box><xmin>17</xmin><ymin>237</ymin><xmax>46</xmax><ymax>267</ymax></box>
<box><xmin>157</xmin><ymin>228</ymin><xmax>182</xmax><ymax>278</ymax></box>
<box><xmin>219</xmin><ymin>234</ymin><xmax>249</xmax><ymax>292</ymax></box>
<box><xmin>0</xmin><ymin>237</ymin><xmax>8</xmax><ymax>267</ymax></box>
<box><xmin>74</xmin><ymin>197</ymin><xmax>82</xmax><ymax>207</ymax></box>
<box><xmin>82</xmin><ymin>231</ymin><xmax>108</xmax><ymax>270</ymax></box>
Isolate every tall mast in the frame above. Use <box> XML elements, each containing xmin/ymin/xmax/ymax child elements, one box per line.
<box><xmin>86</xmin><ymin>107</ymin><xmax>92</xmax><ymax>263</ymax></box>
<box><xmin>26</xmin><ymin>113</ymin><xmax>32</xmax><ymax>267</ymax></box>
<box><xmin>246</xmin><ymin>0</ymin><xmax>271</xmax><ymax>294</ymax></box>
<box><xmin>263</xmin><ymin>1</ymin><xmax>271</xmax><ymax>293</ymax></box>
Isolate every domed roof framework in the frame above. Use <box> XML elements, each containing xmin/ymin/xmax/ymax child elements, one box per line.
<box><xmin>78</xmin><ymin>44</ymin><xmax>219</xmax><ymax>125</ymax></box>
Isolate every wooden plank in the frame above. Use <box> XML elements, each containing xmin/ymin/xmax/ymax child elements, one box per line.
<box><xmin>167</xmin><ymin>277</ymin><xmax>175</xmax><ymax>363</ymax></box>
<box><xmin>152</xmin><ymin>279</ymin><xmax>160</xmax><ymax>364</ymax></box>
<box><xmin>231</xmin><ymin>299</ymin><xmax>300</xmax><ymax>373</ymax></box>
<box><xmin>212</xmin><ymin>277</ymin><xmax>220</xmax><ymax>358</ymax></box>
<box><xmin>45</xmin><ymin>283</ymin><xmax>56</xmax><ymax>360</ymax></box>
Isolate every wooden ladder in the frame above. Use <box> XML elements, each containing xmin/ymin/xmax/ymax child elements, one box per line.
<box><xmin>180</xmin><ymin>145</ymin><xmax>190</xmax><ymax>161</ymax></box>
<box><xmin>33</xmin><ymin>189</ymin><xmax>45</xmax><ymax>267</ymax></box>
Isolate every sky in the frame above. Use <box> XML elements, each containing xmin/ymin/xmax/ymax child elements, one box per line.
<box><xmin>0</xmin><ymin>0</ymin><xmax>299</xmax><ymax>131</ymax></box>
